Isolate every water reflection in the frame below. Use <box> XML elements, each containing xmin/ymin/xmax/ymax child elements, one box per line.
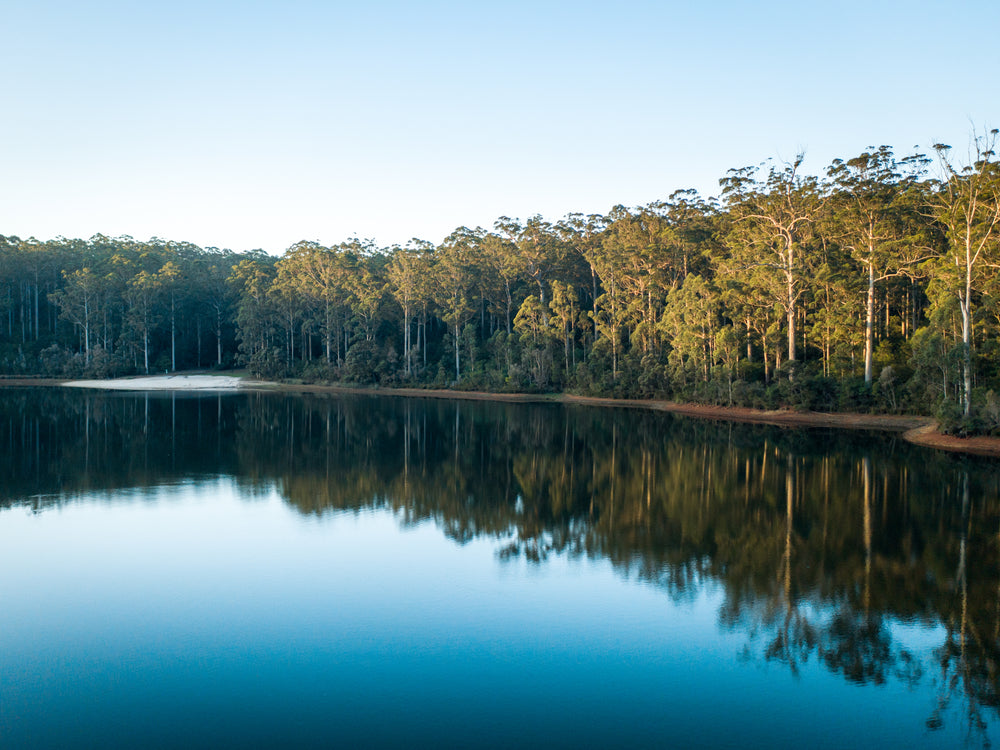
<box><xmin>3</xmin><ymin>387</ymin><xmax>1000</xmax><ymax>745</ymax></box>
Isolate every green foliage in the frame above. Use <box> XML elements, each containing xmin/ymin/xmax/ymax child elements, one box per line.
<box><xmin>3</xmin><ymin>129</ymin><xmax>1000</xmax><ymax>431</ymax></box>
<box><xmin>343</xmin><ymin>341</ymin><xmax>379</xmax><ymax>383</ymax></box>
<box><xmin>249</xmin><ymin>347</ymin><xmax>288</xmax><ymax>380</ymax></box>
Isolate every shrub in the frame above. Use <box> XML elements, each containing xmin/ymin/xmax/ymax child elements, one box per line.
<box><xmin>343</xmin><ymin>341</ymin><xmax>378</xmax><ymax>383</ymax></box>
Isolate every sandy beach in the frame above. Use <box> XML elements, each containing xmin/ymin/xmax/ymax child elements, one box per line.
<box><xmin>62</xmin><ymin>375</ymin><xmax>247</xmax><ymax>390</ymax></box>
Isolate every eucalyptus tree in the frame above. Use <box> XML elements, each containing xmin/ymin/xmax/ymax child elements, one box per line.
<box><xmin>513</xmin><ymin>294</ymin><xmax>553</xmax><ymax>388</ymax></box>
<box><xmin>296</xmin><ymin>242</ymin><xmax>355</xmax><ymax>363</ymax></box>
<box><xmin>0</xmin><ymin>237</ymin><xmax>30</xmax><ymax>344</ymax></box>
<box><xmin>557</xmin><ymin>212</ymin><xmax>607</xmax><ymax>316</ymax></box>
<box><xmin>513</xmin><ymin>294</ymin><xmax>547</xmax><ymax>346</ymax></box>
<box><xmin>604</xmin><ymin>204</ymin><xmax>669</xmax><ymax>356</ymax></box>
<box><xmin>269</xmin><ymin>258</ymin><xmax>305</xmax><ymax>365</ymax></box>
<box><xmin>479</xmin><ymin>231</ymin><xmax>522</xmax><ymax>336</ymax></box>
<box><xmin>720</xmin><ymin>156</ymin><xmax>824</xmax><ymax>369</ymax></box>
<box><xmin>388</xmin><ymin>240</ymin><xmax>434</xmax><ymax>376</ymax></box>
<box><xmin>155</xmin><ymin>261</ymin><xmax>183</xmax><ymax>371</ymax></box>
<box><xmin>229</xmin><ymin>257</ymin><xmax>277</xmax><ymax>367</ymax></box>
<box><xmin>3</xmin><ymin>237</ymin><xmax>66</xmax><ymax>348</ymax></box>
<box><xmin>660</xmin><ymin>189</ymin><xmax>717</xmax><ymax>283</ymax></box>
<box><xmin>339</xmin><ymin>240</ymin><xmax>388</xmax><ymax>346</ymax></box>
<box><xmin>0</xmin><ymin>237</ymin><xmax>15</xmax><ymax>340</ymax></box>
<box><xmin>125</xmin><ymin>270</ymin><xmax>161</xmax><ymax>373</ymax></box>
<box><xmin>106</xmin><ymin>248</ymin><xmax>155</xmax><ymax>365</ymax></box>
<box><xmin>410</xmin><ymin>240</ymin><xmax>437</xmax><ymax>373</ymax></box>
<box><xmin>49</xmin><ymin>266</ymin><xmax>102</xmax><ymax>365</ymax></box>
<box><xmin>548</xmin><ymin>279</ymin><xmax>579</xmax><ymax>378</ymax></box>
<box><xmin>585</xmin><ymin>209</ymin><xmax>634</xmax><ymax>379</ymax></box>
<box><xmin>827</xmin><ymin>147</ymin><xmax>932</xmax><ymax>384</ymax></box>
<box><xmin>12</xmin><ymin>237</ymin><xmax>52</xmax><ymax>343</ymax></box>
<box><xmin>182</xmin><ymin>255</ymin><xmax>209</xmax><ymax>367</ymax></box>
<box><xmin>496</xmin><ymin>215</ymin><xmax>568</xmax><ymax>324</ymax></box>
<box><xmin>806</xmin><ymin>240</ymin><xmax>857</xmax><ymax>378</ymax></box>
<box><xmin>660</xmin><ymin>274</ymin><xmax>720</xmax><ymax>385</ymax></box>
<box><xmin>433</xmin><ymin>228</ymin><xmax>481</xmax><ymax>381</ymax></box>
<box><xmin>199</xmin><ymin>249</ymin><xmax>240</xmax><ymax>366</ymax></box>
<box><xmin>928</xmin><ymin>128</ymin><xmax>1000</xmax><ymax>416</ymax></box>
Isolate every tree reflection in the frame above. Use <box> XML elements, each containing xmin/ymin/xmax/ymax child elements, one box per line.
<box><xmin>2</xmin><ymin>388</ymin><xmax>1000</xmax><ymax>741</ymax></box>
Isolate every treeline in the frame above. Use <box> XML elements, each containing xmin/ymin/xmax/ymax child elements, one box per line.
<box><xmin>3</xmin><ymin>133</ymin><xmax>1000</xmax><ymax>431</ymax></box>
<box><xmin>0</xmin><ymin>234</ymin><xmax>256</xmax><ymax>376</ymax></box>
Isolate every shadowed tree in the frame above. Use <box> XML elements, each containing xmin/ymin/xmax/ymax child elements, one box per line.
<box><xmin>156</xmin><ymin>261</ymin><xmax>182</xmax><ymax>371</ymax></box>
<box><xmin>229</xmin><ymin>257</ymin><xmax>277</xmax><ymax>370</ymax></box>
<box><xmin>49</xmin><ymin>267</ymin><xmax>101</xmax><ymax>365</ymax></box>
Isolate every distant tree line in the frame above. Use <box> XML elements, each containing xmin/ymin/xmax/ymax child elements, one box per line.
<box><xmin>2</xmin><ymin>132</ymin><xmax>999</xmax><ymax>432</ymax></box>
<box><xmin>0</xmin><ymin>232</ymin><xmax>261</xmax><ymax>377</ymax></box>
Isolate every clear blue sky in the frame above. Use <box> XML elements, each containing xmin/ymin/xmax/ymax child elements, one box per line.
<box><xmin>1</xmin><ymin>0</ymin><xmax>995</xmax><ymax>254</ymax></box>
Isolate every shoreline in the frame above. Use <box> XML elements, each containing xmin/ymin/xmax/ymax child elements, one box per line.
<box><xmin>2</xmin><ymin>375</ymin><xmax>998</xmax><ymax>458</ymax></box>
<box><xmin>211</xmin><ymin>380</ymin><xmax>1000</xmax><ymax>457</ymax></box>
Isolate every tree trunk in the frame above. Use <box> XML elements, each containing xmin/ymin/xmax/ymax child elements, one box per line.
<box><xmin>403</xmin><ymin>303</ymin><xmax>411</xmax><ymax>375</ymax></box>
<box><xmin>786</xmin><ymin>250</ymin><xmax>796</xmax><ymax>364</ymax></box>
<box><xmin>83</xmin><ymin>295</ymin><xmax>91</xmax><ymax>366</ymax></box>
<box><xmin>216</xmin><ymin>306</ymin><xmax>223</xmax><ymax>366</ymax></box>
<box><xmin>961</xmin><ymin>293</ymin><xmax>972</xmax><ymax>417</ymax></box>
<box><xmin>505</xmin><ymin>281</ymin><xmax>513</xmax><ymax>335</ymax></box>
<box><xmin>864</xmin><ymin>260</ymin><xmax>875</xmax><ymax>385</ymax></box>
<box><xmin>171</xmin><ymin>294</ymin><xmax>176</xmax><ymax>372</ymax></box>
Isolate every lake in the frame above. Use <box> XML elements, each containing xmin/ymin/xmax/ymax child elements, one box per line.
<box><xmin>1</xmin><ymin>388</ymin><xmax>998</xmax><ymax>749</ymax></box>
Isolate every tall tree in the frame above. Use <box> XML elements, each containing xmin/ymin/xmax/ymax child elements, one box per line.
<box><xmin>125</xmin><ymin>270</ymin><xmax>160</xmax><ymax>373</ymax></box>
<box><xmin>388</xmin><ymin>240</ymin><xmax>432</xmax><ymax>376</ymax></box>
<box><xmin>721</xmin><ymin>156</ymin><xmax>823</xmax><ymax>369</ymax></box>
<box><xmin>479</xmin><ymin>231</ymin><xmax>522</xmax><ymax>336</ymax></box>
<box><xmin>229</xmin><ymin>258</ymin><xmax>277</xmax><ymax>367</ymax></box>
<box><xmin>548</xmin><ymin>279</ymin><xmax>578</xmax><ymax>378</ymax></box>
<box><xmin>49</xmin><ymin>267</ymin><xmax>101</xmax><ymax>365</ymax></box>
<box><xmin>604</xmin><ymin>204</ymin><xmax>666</xmax><ymax>356</ymax></box>
<box><xmin>827</xmin><ymin>147</ymin><xmax>932</xmax><ymax>384</ymax></box>
<box><xmin>201</xmin><ymin>251</ymin><xmax>239</xmax><ymax>366</ymax></box>
<box><xmin>156</xmin><ymin>261</ymin><xmax>183</xmax><ymax>371</ymax></box>
<box><xmin>929</xmin><ymin>128</ymin><xmax>1000</xmax><ymax>415</ymax></box>
<box><xmin>497</xmin><ymin>215</ymin><xmax>567</xmax><ymax>324</ymax></box>
<box><xmin>433</xmin><ymin>228</ymin><xmax>480</xmax><ymax>381</ymax></box>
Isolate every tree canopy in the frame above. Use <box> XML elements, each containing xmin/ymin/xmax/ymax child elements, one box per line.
<box><xmin>3</xmin><ymin>131</ymin><xmax>1000</xmax><ymax>432</ymax></box>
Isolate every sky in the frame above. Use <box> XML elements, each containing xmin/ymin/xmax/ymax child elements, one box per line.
<box><xmin>1</xmin><ymin>0</ymin><xmax>996</xmax><ymax>255</ymax></box>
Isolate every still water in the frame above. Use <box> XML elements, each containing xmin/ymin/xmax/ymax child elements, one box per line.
<box><xmin>1</xmin><ymin>388</ymin><xmax>998</xmax><ymax>748</ymax></box>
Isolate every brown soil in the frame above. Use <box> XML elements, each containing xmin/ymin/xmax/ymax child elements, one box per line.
<box><xmin>0</xmin><ymin>377</ymin><xmax>68</xmax><ymax>386</ymax></box>
<box><xmin>900</xmin><ymin>422</ymin><xmax>1000</xmax><ymax>458</ymax></box>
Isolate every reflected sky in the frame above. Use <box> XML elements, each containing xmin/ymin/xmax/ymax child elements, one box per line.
<box><xmin>0</xmin><ymin>471</ymin><xmax>984</xmax><ymax>749</ymax></box>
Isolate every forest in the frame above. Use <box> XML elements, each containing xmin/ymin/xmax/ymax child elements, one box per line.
<box><xmin>2</xmin><ymin>133</ymin><xmax>999</xmax><ymax>433</ymax></box>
